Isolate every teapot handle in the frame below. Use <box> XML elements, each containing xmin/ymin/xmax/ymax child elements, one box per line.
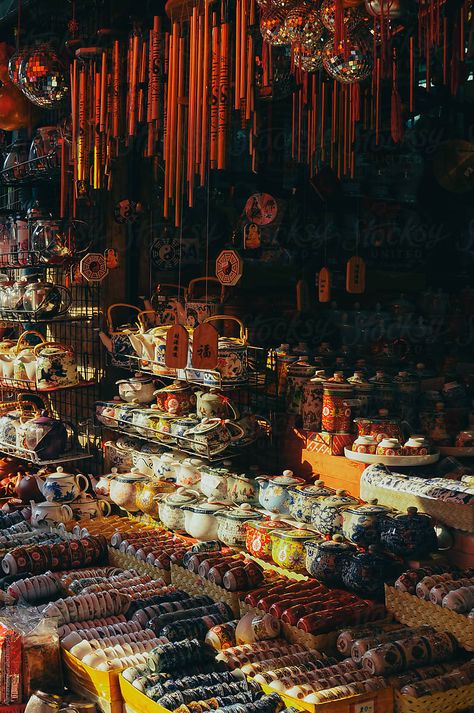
<box><xmin>15</xmin><ymin>330</ymin><xmax>46</xmax><ymax>353</ymax></box>
<box><xmin>75</xmin><ymin>473</ymin><xmax>89</xmax><ymax>495</ymax></box>
<box><xmin>33</xmin><ymin>341</ymin><xmax>75</xmax><ymax>357</ymax></box>
<box><xmin>203</xmin><ymin>314</ymin><xmax>247</xmax><ymax>342</ymax></box>
<box><xmin>187</xmin><ymin>277</ymin><xmax>225</xmax><ymax>302</ymax></box>
<box><xmin>60</xmin><ymin>504</ymin><xmax>73</xmax><ymax>521</ymax></box>
<box><xmin>106</xmin><ymin>303</ymin><xmax>142</xmax><ymax>334</ymax></box>
<box><xmin>137</xmin><ymin>310</ymin><xmax>159</xmax><ymax>330</ymax></box>
<box><xmin>99</xmin><ymin>499</ymin><xmax>112</xmax><ymax>516</ymax></box>
<box><xmin>226</xmin><ymin>421</ymin><xmax>246</xmax><ymax>442</ymax></box>
<box><xmin>55</xmin><ymin>285</ymin><xmax>72</xmax><ymax>316</ymax></box>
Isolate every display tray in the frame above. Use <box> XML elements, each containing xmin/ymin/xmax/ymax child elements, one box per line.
<box><xmin>439</xmin><ymin>446</ymin><xmax>474</xmax><ymax>457</ymax></box>
<box><xmin>256</xmin><ymin>678</ymin><xmax>394</xmax><ymax>713</ymax></box>
<box><xmin>344</xmin><ymin>448</ymin><xmax>440</xmax><ymax>466</ymax></box>
<box><xmin>393</xmin><ymin>680</ymin><xmax>474</xmax><ymax>713</ymax></box>
<box><xmin>62</xmin><ymin>648</ymin><xmax>122</xmax><ymax>700</ymax></box>
<box><xmin>384</xmin><ymin>584</ymin><xmax>474</xmax><ymax>651</ymax></box>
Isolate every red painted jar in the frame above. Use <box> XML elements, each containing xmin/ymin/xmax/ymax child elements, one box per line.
<box><xmin>322</xmin><ymin>383</ymin><xmax>352</xmax><ymax>433</ymax></box>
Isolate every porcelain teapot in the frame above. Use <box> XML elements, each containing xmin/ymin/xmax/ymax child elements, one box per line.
<box><xmin>116</xmin><ymin>373</ymin><xmax>156</xmax><ymax>404</ymax></box>
<box><xmin>195</xmin><ymin>388</ymin><xmax>238</xmax><ymax>420</ymax></box>
<box><xmin>38</xmin><ymin>466</ymin><xmax>89</xmax><ymax>503</ymax></box>
<box><xmin>257</xmin><ymin>470</ymin><xmax>305</xmax><ymax>514</ymax></box>
<box><xmin>30</xmin><ymin>500</ymin><xmax>74</xmax><ymax>527</ymax></box>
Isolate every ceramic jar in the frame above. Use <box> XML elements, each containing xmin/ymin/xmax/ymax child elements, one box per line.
<box><xmin>257</xmin><ymin>470</ymin><xmax>305</xmax><ymax>514</ymax></box>
<box><xmin>304</xmin><ymin>535</ymin><xmax>356</xmax><ymax>586</ymax></box>
<box><xmin>376</xmin><ymin>438</ymin><xmax>403</xmax><ymax>456</ymax></box>
<box><xmin>170</xmin><ymin>416</ymin><xmax>200</xmax><ymax>446</ymax></box>
<box><xmin>154</xmin><ymin>380</ymin><xmax>196</xmax><ymax>416</ymax></box>
<box><xmin>202</xmin><ymin>316</ymin><xmax>248</xmax><ymax>386</ymax></box>
<box><xmin>379</xmin><ymin>507</ymin><xmax>438</xmax><ymax>558</ymax></box>
<box><xmin>352</xmin><ymin>436</ymin><xmax>377</xmax><ymax>454</ymax></box>
<box><xmin>419</xmin><ymin>403</ymin><xmax>450</xmax><ymax>445</ymax></box>
<box><xmin>322</xmin><ymin>377</ymin><xmax>352</xmax><ymax>433</ymax></box>
<box><xmin>341</xmin><ymin>501</ymin><xmax>393</xmax><ymax>547</ymax></box>
<box><xmin>182</xmin><ymin>499</ymin><xmax>227</xmax><ymax>540</ymax></box>
<box><xmin>93</xmin><ymin>468</ymin><xmax>119</xmax><ymax>501</ymax></box>
<box><xmin>302</xmin><ymin>371</ymin><xmax>326</xmax><ymax>431</ymax></box>
<box><xmin>342</xmin><ymin>546</ymin><xmax>396</xmax><ymax>598</ymax></box>
<box><xmin>369</xmin><ymin>371</ymin><xmax>396</xmax><ymax>412</ymax></box>
<box><xmin>104</xmin><ymin>438</ymin><xmax>135</xmax><ymax>472</ymax></box>
<box><xmin>244</xmin><ymin>516</ymin><xmax>291</xmax><ymax>560</ymax></box>
<box><xmin>69</xmin><ymin>496</ymin><xmax>112</xmax><ymax>520</ymax></box>
<box><xmin>34</xmin><ymin>342</ymin><xmax>78</xmax><ymax>389</ymax></box>
<box><xmin>310</xmin><ymin>489</ymin><xmax>360</xmax><ymax>535</ymax></box>
<box><xmin>158</xmin><ymin>487</ymin><xmax>200</xmax><ymax>532</ymax></box>
<box><xmin>175</xmin><ymin>458</ymin><xmax>202</xmax><ymax>488</ymax></box>
<box><xmin>200</xmin><ymin>465</ymin><xmax>230</xmax><ymax>500</ymax></box>
<box><xmin>271</xmin><ymin>527</ymin><xmax>322</xmax><ymax>573</ymax></box>
<box><xmin>30</xmin><ymin>500</ymin><xmax>74</xmax><ymax>527</ymax></box>
<box><xmin>108</xmin><ymin>468</ymin><xmax>150</xmax><ymax>512</ymax></box>
<box><xmin>227</xmin><ymin>468</ymin><xmax>259</xmax><ymax>505</ymax></box>
<box><xmin>184</xmin><ymin>418</ymin><xmax>244</xmax><ymax>457</ymax></box>
<box><xmin>155</xmin><ymin>453</ymin><xmax>181</xmax><ymax>480</ymax></box>
<box><xmin>287</xmin><ymin>480</ymin><xmax>334</xmax><ymax>524</ymax></box>
<box><xmin>135</xmin><ymin>479</ymin><xmax>176</xmax><ymax>518</ymax></box>
<box><xmin>41</xmin><ymin>467</ymin><xmax>89</xmax><ymax>503</ymax></box>
<box><xmin>347</xmin><ymin>371</ymin><xmax>374</xmax><ymax>418</ymax></box>
<box><xmin>132</xmin><ymin>443</ymin><xmax>163</xmax><ymax>477</ymax></box>
<box><xmin>116</xmin><ymin>374</ymin><xmax>156</xmax><ymax>404</ymax></box>
<box><xmin>215</xmin><ymin>504</ymin><xmax>262</xmax><ymax>547</ymax></box>
<box><xmin>286</xmin><ymin>357</ymin><xmax>316</xmax><ymax>415</ymax></box>
<box><xmin>354</xmin><ymin>409</ymin><xmax>404</xmax><ymax>443</ymax></box>
<box><xmin>17</xmin><ymin>412</ymin><xmax>68</xmax><ymax>460</ymax></box>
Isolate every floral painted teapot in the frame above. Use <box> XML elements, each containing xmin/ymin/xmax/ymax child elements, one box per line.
<box><xmin>304</xmin><ymin>535</ymin><xmax>356</xmax><ymax>586</ymax></box>
<box><xmin>154</xmin><ymin>380</ymin><xmax>196</xmax><ymax>416</ymax></box>
<box><xmin>39</xmin><ymin>467</ymin><xmax>89</xmax><ymax>503</ymax></box>
<box><xmin>288</xmin><ymin>480</ymin><xmax>334</xmax><ymax>524</ymax></box>
<box><xmin>195</xmin><ymin>388</ymin><xmax>238</xmax><ymax>420</ymax></box>
<box><xmin>310</xmin><ymin>489</ymin><xmax>360</xmax><ymax>535</ymax></box>
<box><xmin>34</xmin><ymin>341</ymin><xmax>78</xmax><ymax>389</ymax></box>
<box><xmin>342</xmin><ymin>546</ymin><xmax>397</xmax><ymax>598</ymax></box>
<box><xmin>116</xmin><ymin>373</ymin><xmax>156</xmax><ymax>404</ymax></box>
<box><xmin>257</xmin><ymin>470</ymin><xmax>306</xmax><ymax>514</ymax></box>
<box><xmin>379</xmin><ymin>507</ymin><xmax>438</xmax><ymax>558</ymax></box>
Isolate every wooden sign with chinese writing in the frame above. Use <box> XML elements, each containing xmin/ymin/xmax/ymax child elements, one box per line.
<box><xmin>346</xmin><ymin>256</ymin><xmax>366</xmax><ymax>294</ymax></box>
<box><xmin>165</xmin><ymin>324</ymin><xmax>189</xmax><ymax>368</ymax></box>
<box><xmin>192</xmin><ymin>322</ymin><xmax>218</xmax><ymax>370</ymax></box>
<box><xmin>318</xmin><ymin>267</ymin><xmax>331</xmax><ymax>302</ymax></box>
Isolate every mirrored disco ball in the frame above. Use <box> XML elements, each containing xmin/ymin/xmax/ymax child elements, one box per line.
<box><xmin>293</xmin><ymin>41</ymin><xmax>326</xmax><ymax>72</ymax></box>
<box><xmin>18</xmin><ymin>44</ymin><xmax>69</xmax><ymax>107</ymax></box>
<box><xmin>323</xmin><ymin>34</ymin><xmax>373</xmax><ymax>82</ymax></box>
<box><xmin>284</xmin><ymin>1</ymin><xmax>312</xmax><ymax>43</ymax></box>
<box><xmin>320</xmin><ymin>0</ymin><xmax>364</xmax><ymax>33</ymax></box>
<box><xmin>285</xmin><ymin>5</ymin><xmax>325</xmax><ymax>49</ymax></box>
<box><xmin>8</xmin><ymin>49</ymin><xmax>29</xmax><ymax>86</ymax></box>
<box><xmin>260</xmin><ymin>7</ymin><xmax>292</xmax><ymax>45</ymax></box>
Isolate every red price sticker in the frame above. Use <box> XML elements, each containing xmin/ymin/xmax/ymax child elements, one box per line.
<box><xmin>351</xmin><ymin>701</ymin><xmax>375</xmax><ymax>713</ymax></box>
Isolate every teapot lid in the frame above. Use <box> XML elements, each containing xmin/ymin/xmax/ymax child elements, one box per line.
<box><xmin>317</xmin><ymin>534</ymin><xmax>355</xmax><ymax>552</ymax></box>
<box><xmin>187</xmin><ymin>418</ymin><xmax>221</xmax><ymax>435</ymax></box>
<box><xmin>116</xmin><ymin>468</ymin><xmax>150</xmax><ymax>483</ymax></box>
<box><xmin>345</xmin><ymin>500</ymin><xmax>392</xmax><ymax>515</ymax></box>
<box><xmin>217</xmin><ymin>504</ymin><xmax>262</xmax><ymax>521</ymax></box>
<box><xmin>164</xmin><ymin>487</ymin><xmax>199</xmax><ymax>507</ymax></box>
<box><xmin>394</xmin><ymin>506</ymin><xmax>432</xmax><ymax>525</ymax></box>
<box><xmin>319</xmin><ymin>489</ymin><xmax>359</xmax><ymax>507</ymax></box>
<box><xmin>183</xmin><ymin>499</ymin><xmax>228</xmax><ymax>514</ymax></box>
<box><xmin>249</xmin><ymin>515</ymin><xmax>290</xmax><ymax>531</ymax></box>
<box><xmin>291</xmin><ymin>481</ymin><xmax>333</xmax><ymax>496</ymax></box>
<box><xmin>272</xmin><ymin>470</ymin><xmax>305</xmax><ymax>486</ymax></box>
<box><xmin>47</xmin><ymin>465</ymin><xmax>73</xmax><ymax>478</ymax></box>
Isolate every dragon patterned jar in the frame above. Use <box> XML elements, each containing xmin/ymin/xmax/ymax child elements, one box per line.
<box><xmin>244</xmin><ymin>516</ymin><xmax>291</xmax><ymax>560</ymax></box>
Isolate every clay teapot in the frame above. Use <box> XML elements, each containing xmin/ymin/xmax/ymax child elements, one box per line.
<box><xmin>15</xmin><ymin>472</ymin><xmax>44</xmax><ymax>503</ymax></box>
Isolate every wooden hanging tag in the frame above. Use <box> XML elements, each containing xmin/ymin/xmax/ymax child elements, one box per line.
<box><xmin>346</xmin><ymin>256</ymin><xmax>366</xmax><ymax>294</ymax></box>
<box><xmin>318</xmin><ymin>267</ymin><xmax>331</xmax><ymax>303</ymax></box>
<box><xmin>165</xmin><ymin>324</ymin><xmax>189</xmax><ymax>369</ymax></box>
<box><xmin>192</xmin><ymin>322</ymin><xmax>219</xmax><ymax>370</ymax></box>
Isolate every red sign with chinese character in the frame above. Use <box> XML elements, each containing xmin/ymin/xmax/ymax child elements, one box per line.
<box><xmin>192</xmin><ymin>322</ymin><xmax>218</xmax><ymax>370</ymax></box>
<box><xmin>165</xmin><ymin>324</ymin><xmax>189</xmax><ymax>369</ymax></box>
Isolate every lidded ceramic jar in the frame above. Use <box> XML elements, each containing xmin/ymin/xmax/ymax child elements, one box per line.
<box><xmin>379</xmin><ymin>506</ymin><xmax>438</xmax><ymax>558</ymax></box>
<box><xmin>310</xmin><ymin>488</ymin><xmax>360</xmax><ymax>535</ymax></box>
<box><xmin>108</xmin><ymin>468</ymin><xmax>149</xmax><ymax>512</ymax></box>
<box><xmin>369</xmin><ymin>370</ymin><xmax>396</xmax><ymax>412</ymax></box>
<box><xmin>322</xmin><ymin>374</ymin><xmax>353</xmax><ymax>433</ymax></box>
<box><xmin>215</xmin><ymin>504</ymin><xmax>262</xmax><ymax>547</ymax></box>
<box><xmin>181</xmin><ymin>499</ymin><xmax>227</xmax><ymax>540</ymax></box>
<box><xmin>227</xmin><ymin>464</ymin><xmax>259</xmax><ymax>505</ymax></box>
<box><xmin>342</xmin><ymin>545</ymin><xmax>396</xmax><ymax>598</ymax></box>
<box><xmin>287</xmin><ymin>480</ymin><xmax>334</xmax><ymax>524</ymax></box>
<box><xmin>347</xmin><ymin>371</ymin><xmax>374</xmax><ymax>418</ymax></box>
<box><xmin>257</xmin><ymin>470</ymin><xmax>305</xmax><ymax>514</ymax></box>
<box><xmin>341</xmin><ymin>500</ymin><xmax>392</xmax><ymax>547</ymax></box>
<box><xmin>244</xmin><ymin>515</ymin><xmax>291</xmax><ymax>560</ymax></box>
<box><xmin>304</xmin><ymin>534</ymin><xmax>356</xmax><ymax>585</ymax></box>
<box><xmin>271</xmin><ymin>527</ymin><xmax>322</xmax><ymax>573</ymax></box>
<box><xmin>302</xmin><ymin>370</ymin><xmax>326</xmax><ymax>431</ymax></box>
<box><xmin>158</xmin><ymin>487</ymin><xmax>200</xmax><ymax>532</ymax></box>
<box><xmin>286</xmin><ymin>356</ymin><xmax>316</xmax><ymax>415</ymax></box>
<box><xmin>135</xmin><ymin>479</ymin><xmax>176</xmax><ymax>519</ymax></box>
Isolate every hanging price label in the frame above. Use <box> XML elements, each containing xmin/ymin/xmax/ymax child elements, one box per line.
<box><xmin>165</xmin><ymin>324</ymin><xmax>189</xmax><ymax>369</ymax></box>
<box><xmin>351</xmin><ymin>700</ymin><xmax>375</xmax><ymax>713</ymax></box>
<box><xmin>192</xmin><ymin>322</ymin><xmax>218</xmax><ymax>370</ymax></box>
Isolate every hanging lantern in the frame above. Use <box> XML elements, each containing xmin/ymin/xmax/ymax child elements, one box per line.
<box><xmin>294</xmin><ymin>39</ymin><xmax>326</xmax><ymax>71</ymax></box>
<box><xmin>285</xmin><ymin>5</ymin><xmax>325</xmax><ymax>49</ymax></box>
<box><xmin>320</xmin><ymin>0</ymin><xmax>364</xmax><ymax>33</ymax></box>
<box><xmin>364</xmin><ymin>0</ymin><xmax>401</xmax><ymax>18</ymax></box>
<box><xmin>284</xmin><ymin>2</ymin><xmax>312</xmax><ymax>43</ymax></box>
<box><xmin>18</xmin><ymin>44</ymin><xmax>69</xmax><ymax>107</ymax></box>
<box><xmin>323</xmin><ymin>31</ymin><xmax>373</xmax><ymax>82</ymax></box>
<box><xmin>8</xmin><ymin>48</ymin><xmax>28</xmax><ymax>87</ymax></box>
<box><xmin>260</xmin><ymin>7</ymin><xmax>293</xmax><ymax>45</ymax></box>
<box><xmin>0</xmin><ymin>43</ymin><xmax>32</xmax><ymax>130</ymax></box>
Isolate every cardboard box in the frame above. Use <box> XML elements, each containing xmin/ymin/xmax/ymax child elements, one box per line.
<box><xmin>305</xmin><ymin>431</ymin><xmax>355</xmax><ymax>456</ymax></box>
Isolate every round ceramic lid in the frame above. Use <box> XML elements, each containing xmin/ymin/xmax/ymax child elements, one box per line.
<box><xmin>188</xmin><ymin>419</ymin><xmax>219</xmax><ymax>435</ymax></box>
<box><xmin>248</xmin><ymin>518</ymin><xmax>290</xmax><ymax>532</ymax></box>
<box><xmin>273</xmin><ymin>527</ymin><xmax>320</xmax><ymax>541</ymax></box>
<box><xmin>344</xmin><ymin>503</ymin><xmax>392</xmax><ymax>515</ymax></box>
<box><xmin>318</xmin><ymin>537</ymin><xmax>355</xmax><ymax>552</ymax></box>
<box><xmin>184</xmin><ymin>500</ymin><xmax>227</xmax><ymax>514</ymax></box>
<box><xmin>291</xmin><ymin>483</ymin><xmax>333</xmax><ymax>497</ymax></box>
<box><xmin>163</xmin><ymin>488</ymin><xmax>199</xmax><ymax>507</ymax></box>
<box><xmin>319</xmin><ymin>492</ymin><xmax>359</xmax><ymax>507</ymax></box>
<box><xmin>116</xmin><ymin>473</ymin><xmax>150</xmax><ymax>483</ymax></box>
<box><xmin>271</xmin><ymin>472</ymin><xmax>305</xmax><ymax>486</ymax></box>
<box><xmin>217</xmin><ymin>506</ymin><xmax>263</xmax><ymax>521</ymax></box>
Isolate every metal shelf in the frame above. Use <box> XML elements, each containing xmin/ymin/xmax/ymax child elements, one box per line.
<box><xmin>0</xmin><ymin>443</ymin><xmax>92</xmax><ymax>466</ymax></box>
<box><xmin>0</xmin><ymin>378</ymin><xmax>96</xmax><ymax>392</ymax></box>
<box><xmin>0</xmin><ymin>152</ymin><xmax>60</xmax><ymax>187</ymax></box>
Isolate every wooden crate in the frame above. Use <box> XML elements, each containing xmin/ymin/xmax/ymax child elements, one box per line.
<box><xmin>394</xmin><ymin>681</ymin><xmax>474</xmax><ymax>713</ymax></box>
<box><xmin>62</xmin><ymin>649</ymin><xmax>122</xmax><ymax>701</ymax></box>
<box><xmin>258</xmin><ymin>679</ymin><xmax>393</xmax><ymax>713</ymax></box>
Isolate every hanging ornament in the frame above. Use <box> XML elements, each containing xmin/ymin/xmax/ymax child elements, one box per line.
<box><xmin>294</xmin><ymin>38</ymin><xmax>327</xmax><ymax>71</ymax></box>
<box><xmin>216</xmin><ymin>248</ymin><xmax>244</xmax><ymax>286</ymax></box>
<box><xmin>286</xmin><ymin>6</ymin><xmax>326</xmax><ymax>50</ymax></box>
<box><xmin>165</xmin><ymin>324</ymin><xmax>189</xmax><ymax>369</ymax></box>
<box><xmin>244</xmin><ymin>193</ymin><xmax>278</xmax><ymax>224</ymax></box>
<box><xmin>346</xmin><ymin>256</ymin><xmax>366</xmax><ymax>293</ymax></box>
<box><xmin>323</xmin><ymin>32</ymin><xmax>373</xmax><ymax>83</ymax></box>
<box><xmin>79</xmin><ymin>253</ymin><xmax>109</xmax><ymax>282</ymax></box>
<box><xmin>318</xmin><ymin>267</ymin><xmax>331</xmax><ymax>302</ymax></box>
<box><xmin>320</xmin><ymin>0</ymin><xmax>364</xmax><ymax>33</ymax></box>
<box><xmin>364</xmin><ymin>0</ymin><xmax>401</xmax><ymax>18</ymax></box>
<box><xmin>260</xmin><ymin>7</ymin><xmax>292</xmax><ymax>46</ymax></box>
<box><xmin>0</xmin><ymin>44</ymin><xmax>32</xmax><ymax>130</ymax></box>
<box><xmin>284</xmin><ymin>2</ymin><xmax>312</xmax><ymax>43</ymax></box>
<box><xmin>18</xmin><ymin>44</ymin><xmax>69</xmax><ymax>107</ymax></box>
<box><xmin>8</xmin><ymin>48</ymin><xmax>28</xmax><ymax>87</ymax></box>
<box><xmin>192</xmin><ymin>322</ymin><xmax>219</xmax><ymax>370</ymax></box>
